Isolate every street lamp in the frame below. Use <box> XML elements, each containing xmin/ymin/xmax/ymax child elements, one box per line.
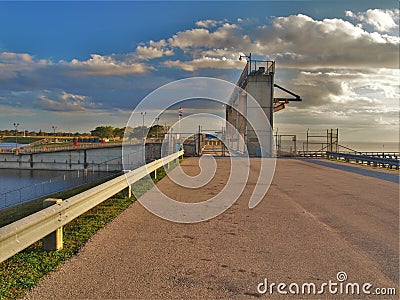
<box><xmin>13</xmin><ymin>122</ymin><xmax>19</xmax><ymax>153</ymax></box>
<box><xmin>52</xmin><ymin>125</ymin><xmax>57</xmax><ymax>142</ymax></box>
<box><xmin>155</xmin><ymin>117</ymin><xmax>160</xmax><ymax>139</ymax></box>
<box><xmin>239</xmin><ymin>52</ymin><xmax>252</xmax><ymax>70</ymax></box>
<box><xmin>141</xmin><ymin>112</ymin><xmax>147</xmax><ymax>139</ymax></box>
<box><xmin>239</xmin><ymin>52</ymin><xmax>251</xmax><ymax>62</ymax></box>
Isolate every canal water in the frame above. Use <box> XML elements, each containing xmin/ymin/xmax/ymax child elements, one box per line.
<box><xmin>0</xmin><ymin>169</ymin><xmax>112</xmax><ymax>210</ymax></box>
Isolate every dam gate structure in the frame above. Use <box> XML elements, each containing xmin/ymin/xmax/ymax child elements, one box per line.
<box><xmin>226</xmin><ymin>53</ymin><xmax>302</xmax><ymax>157</ymax></box>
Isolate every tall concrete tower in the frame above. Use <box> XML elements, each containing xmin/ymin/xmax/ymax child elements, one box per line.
<box><xmin>226</xmin><ymin>56</ymin><xmax>275</xmax><ymax>157</ymax></box>
<box><xmin>245</xmin><ymin>63</ymin><xmax>275</xmax><ymax>156</ymax></box>
<box><xmin>226</xmin><ymin>54</ymin><xmax>301</xmax><ymax>157</ymax></box>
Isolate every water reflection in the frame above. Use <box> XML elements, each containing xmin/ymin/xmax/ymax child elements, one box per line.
<box><xmin>0</xmin><ymin>169</ymin><xmax>113</xmax><ymax>209</ymax></box>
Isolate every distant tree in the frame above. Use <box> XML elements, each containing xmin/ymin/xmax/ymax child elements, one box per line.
<box><xmin>90</xmin><ymin>126</ymin><xmax>115</xmax><ymax>138</ymax></box>
<box><xmin>113</xmin><ymin>127</ymin><xmax>125</xmax><ymax>139</ymax></box>
<box><xmin>148</xmin><ymin>125</ymin><xmax>164</xmax><ymax>138</ymax></box>
<box><xmin>124</xmin><ymin>126</ymin><xmax>148</xmax><ymax>139</ymax></box>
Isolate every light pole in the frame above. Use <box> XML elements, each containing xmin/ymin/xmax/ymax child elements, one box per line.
<box><xmin>155</xmin><ymin>117</ymin><xmax>160</xmax><ymax>139</ymax></box>
<box><xmin>178</xmin><ymin>107</ymin><xmax>183</xmax><ymax>141</ymax></box>
<box><xmin>52</xmin><ymin>125</ymin><xmax>57</xmax><ymax>142</ymax></box>
<box><xmin>13</xmin><ymin>122</ymin><xmax>19</xmax><ymax>153</ymax></box>
<box><xmin>141</xmin><ymin>112</ymin><xmax>146</xmax><ymax>139</ymax></box>
<box><xmin>239</xmin><ymin>52</ymin><xmax>252</xmax><ymax>71</ymax></box>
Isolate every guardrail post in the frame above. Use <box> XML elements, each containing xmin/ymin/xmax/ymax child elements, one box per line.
<box><xmin>42</xmin><ymin>198</ymin><xmax>63</xmax><ymax>251</ymax></box>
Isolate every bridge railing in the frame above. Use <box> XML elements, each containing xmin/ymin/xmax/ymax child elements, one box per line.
<box><xmin>17</xmin><ymin>142</ymin><xmax>122</xmax><ymax>154</ymax></box>
<box><xmin>297</xmin><ymin>150</ymin><xmax>328</xmax><ymax>158</ymax></box>
<box><xmin>326</xmin><ymin>152</ymin><xmax>399</xmax><ymax>169</ymax></box>
<box><xmin>0</xmin><ymin>150</ymin><xmax>184</xmax><ymax>263</ymax></box>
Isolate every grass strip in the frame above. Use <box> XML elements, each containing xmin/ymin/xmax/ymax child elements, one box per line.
<box><xmin>0</xmin><ymin>159</ymin><xmax>181</xmax><ymax>300</ymax></box>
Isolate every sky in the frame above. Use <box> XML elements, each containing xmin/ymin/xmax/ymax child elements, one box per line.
<box><xmin>0</xmin><ymin>0</ymin><xmax>399</xmax><ymax>143</ymax></box>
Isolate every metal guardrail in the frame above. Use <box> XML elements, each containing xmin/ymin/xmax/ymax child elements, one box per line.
<box><xmin>327</xmin><ymin>152</ymin><xmax>399</xmax><ymax>169</ymax></box>
<box><xmin>0</xmin><ymin>150</ymin><xmax>184</xmax><ymax>263</ymax></box>
<box><xmin>297</xmin><ymin>150</ymin><xmax>327</xmax><ymax>158</ymax></box>
<box><xmin>356</xmin><ymin>152</ymin><xmax>398</xmax><ymax>159</ymax></box>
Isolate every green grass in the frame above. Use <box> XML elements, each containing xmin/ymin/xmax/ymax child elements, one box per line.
<box><xmin>0</xmin><ymin>159</ymin><xmax>180</xmax><ymax>300</ymax></box>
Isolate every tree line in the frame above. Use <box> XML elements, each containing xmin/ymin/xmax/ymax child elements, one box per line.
<box><xmin>90</xmin><ymin>125</ymin><xmax>165</xmax><ymax>139</ymax></box>
<box><xmin>0</xmin><ymin>125</ymin><xmax>167</xmax><ymax>140</ymax></box>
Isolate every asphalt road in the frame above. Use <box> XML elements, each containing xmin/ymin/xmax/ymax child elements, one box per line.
<box><xmin>24</xmin><ymin>158</ymin><xmax>399</xmax><ymax>299</ymax></box>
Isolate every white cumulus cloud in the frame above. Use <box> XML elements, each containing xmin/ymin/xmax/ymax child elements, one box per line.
<box><xmin>136</xmin><ymin>45</ymin><xmax>174</xmax><ymax>60</ymax></box>
<box><xmin>346</xmin><ymin>9</ymin><xmax>399</xmax><ymax>32</ymax></box>
<box><xmin>35</xmin><ymin>90</ymin><xmax>97</xmax><ymax>112</ymax></box>
<box><xmin>195</xmin><ymin>19</ymin><xmax>224</xmax><ymax>28</ymax></box>
<box><xmin>136</xmin><ymin>13</ymin><xmax>399</xmax><ymax>71</ymax></box>
<box><xmin>163</xmin><ymin>57</ymin><xmax>244</xmax><ymax>71</ymax></box>
<box><xmin>67</xmin><ymin>54</ymin><xmax>154</xmax><ymax>76</ymax></box>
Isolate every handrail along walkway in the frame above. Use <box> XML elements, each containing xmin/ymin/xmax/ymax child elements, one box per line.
<box><xmin>0</xmin><ymin>150</ymin><xmax>184</xmax><ymax>262</ymax></box>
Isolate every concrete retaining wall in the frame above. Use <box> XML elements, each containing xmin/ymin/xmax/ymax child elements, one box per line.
<box><xmin>0</xmin><ymin>146</ymin><xmax>127</xmax><ymax>172</ymax></box>
<box><xmin>0</xmin><ymin>143</ymin><xmax>189</xmax><ymax>171</ymax></box>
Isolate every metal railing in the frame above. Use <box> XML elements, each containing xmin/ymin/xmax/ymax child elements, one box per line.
<box><xmin>298</xmin><ymin>150</ymin><xmax>399</xmax><ymax>159</ymax></box>
<box><xmin>297</xmin><ymin>150</ymin><xmax>328</xmax><ymax>158</ymax></box>
<box><xmin>0</xmin><ymin>150</ymin><xmax>184</xmax><ymax>262</ymax></box>
<box><xmin>327</xmin><ymin>152</ymin><xmax>399</xmax><ymax>169</ymax></box>
<box><xmin>355</xmin><ymin>152</ymin><xmax>399</xmax><ymax>159</ymax></box>
<box><xmin>0</xmin><ymin>142</ymin><xmax>122</xmax><ymax>154</ymax></box>
<box><xmin>237</xmin><ymin>62</ymin><xmax>249</xmax><ymax>88</ymax></box>
<box><xmin>236</xmin><ymin>60</ymin><xmax>275</xmax><ymax>90</ymax></box>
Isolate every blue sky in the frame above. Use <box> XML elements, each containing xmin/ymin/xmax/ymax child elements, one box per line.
<box><xmin>0</xmin><ymin>1</ymin><xmax>398</xmax><ymax>143</ymax></box>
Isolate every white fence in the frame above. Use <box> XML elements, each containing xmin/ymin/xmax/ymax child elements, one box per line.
<box><xmin>0</xmin><ymin>150</ymin><xmax>183</xmax><ymax>263</ymax></box>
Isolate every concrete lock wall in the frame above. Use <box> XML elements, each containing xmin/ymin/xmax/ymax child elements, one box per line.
<box><xmin>145</xmin><ymin>143</ymin><xmax>162</xmax><ymax>162</ymax></box>
<box><xmin>0</xmin><ymin>144</ymin><xmax>173</xmax><ymax>171</ymax></box>
<box><xmin>0</xmin><ymin>146</ymin><xmax>124</xmax><ymax>172</ymax></box>
<box><xmin>226</xmin><ymin>92</ymin><xmax>247</xmax><ymax>153</ymax></box>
